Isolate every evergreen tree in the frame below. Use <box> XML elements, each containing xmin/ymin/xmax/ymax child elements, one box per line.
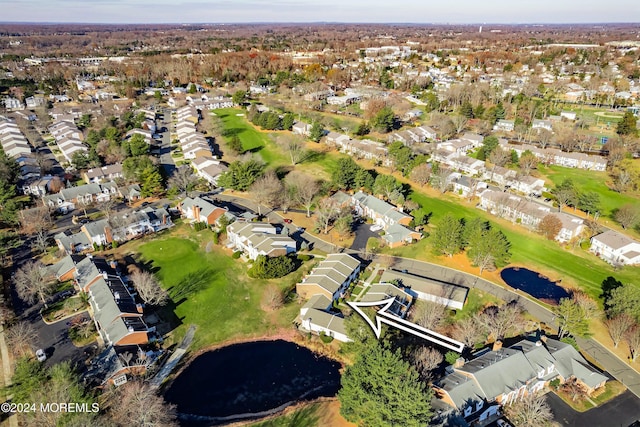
<box><xmin>338</xmin><ymin>344</ymin><xmax>433</xmax><ymax>427</ymax></box>
<box><xmin>140</xmin><ymin>166</ymin><xmax>164</xmax><ymax>197</ymax></box>
<box><xmin>616</xmin><ymin>110</ymin><xmax>638</xmax><ymax>136</ymax></box>
<box><xmin>432</xmin><ymin>213</ymin><xmax>464</xmax><ymax>257</ymax></box>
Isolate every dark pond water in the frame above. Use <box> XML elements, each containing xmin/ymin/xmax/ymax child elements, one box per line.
<box><xmin>501</xmin><ymin>267</ymin><xmax>571</xmax><ymax>303</ymax></box>
<box><xmin>163</xmin><ymin>340</ymin><xmax>341</xmax><ymax>424</ymax></box>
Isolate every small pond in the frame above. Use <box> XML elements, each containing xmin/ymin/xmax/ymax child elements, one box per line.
<box><xmin>500</xmin><ymin>267</ymin><xmax>571</xmax><ymax>303</ymax></box>
<box><xmin>163</xmin><ymin>340</ymin><xmax>341</xmax><ymax>425</ymax></box>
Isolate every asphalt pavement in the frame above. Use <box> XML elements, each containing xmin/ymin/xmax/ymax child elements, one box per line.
<box><xmin>547</xmin><ymin>390</ymin><xmax>640</xmax><ymax>426</ymax></box>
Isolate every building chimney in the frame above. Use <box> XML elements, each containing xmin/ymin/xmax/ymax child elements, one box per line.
<box><xmin>540</xmin><ymin>335</ymin><xmax>548</xmax><ymax>343</ymax></box>
<box><xmin>453</xmin><ymin>357</ymin><xmax>465</xmax><ymax>369</ymax></box>
<box><xmin>109</xmin><ymin>260</ymin><xmax>117</xmax><ymax>270</ymax></box>
<box><xmin>492</xmin><ymin>340</ymin><xmax>503</xmax><ymax>352</ymax></box>
<box><xmin>104</xmin><ymin>226</ymin><xmax>113</xmax><ymax>243</ymax></box>
<box><xmin>194</xmin><ymin>205</ymin><xmax>200</xmax><ymax>221</ymax></box>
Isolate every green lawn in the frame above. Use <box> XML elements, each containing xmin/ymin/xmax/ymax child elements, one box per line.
<box><xmin>392</xmin><ymin>189</ymin><xmax>640</xmax><ymax>300</ymax></box>
<box><xmin>215</xmin><ymin>108</ymin><xmax>289</xmax><ymax>165</ymax></box>
<box><xmin>137</xmin><ymin>230</ymin><xmax>301</xmax><ymax>350</ymax></box>
<box><xmin>538</xmin><ymin>164</ymin><xmax>639</xmax><ymax>219</ymax></box>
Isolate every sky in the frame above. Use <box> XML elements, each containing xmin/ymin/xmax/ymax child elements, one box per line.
<box><xmin>0</xmin><ymin>0</ymin><xmax>638</xmax><ymax>24</ymax></box>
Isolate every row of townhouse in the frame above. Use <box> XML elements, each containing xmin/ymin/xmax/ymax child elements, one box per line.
<box><xmin>82</xmin><ymin>163</ymin><xmax>124</xmax><ymax>184</ymax></box>
<box><xmin>0</xmin><ymin>120</ymin><xmax>42</xmax><ymax>185</ymax></box>
<box><xmin>590</xmin><ymin>229</ymin><xmax>640</xmax><ymax>266</ymax></box>
<box><xmin>387</xmin><ymin>125</ymin><xmax>439</xmax><ymax>145</ymax></box>
<box><xmin>175</xmin><ymin>105</ymin><xmax>214</xmax><ymax>159</ymax></box>
<box><xmin>46</xmin><ymin>255</ymin><xmax>163</xmax><ymax>387</ymax></box>
<box><xmin>43</xmin><ymin>181</ymin><xmax>120</xmax><ymax>213</ymax></box>
<box><xmin>434</xmin><ymin>336</ymin><xmax>607</xmax><ymax>425</ymax></box>
<box><xmin>297</xmin><ymin>253</ymin><xmax>362</xmax><ymax>342</ymax></box>
<box><xmin>326</xmin><ymin>133</ymin><xmax>393</xmax><ymax>166</ymax></box>
<box><xmin>226</xmin><ymin>221</ymin><xmax>297</xmax><ymax>260</ymax></box>
<box><xmin>48</xmin><ymin>120</ymin><xmax>87</xmax><ymax>162</ymax></box>
<box><xmin>499</xmin><ymin>140</ymin><xmax>607</xmax><ymax>171</ymax></box>
<box><xmin>332</xmin><ymin>190</ymin><xmax>422</xmax><ymax>248</ymax></box>
<box><xmin>186</xmin><ymin>93</ymin><xmax>233</xmax><ymax>111</ymax></box>
<box><xmin>55</xmin><ymin>205</ymin><xmax>172</xmax><ymax>254</ymax></box>
<box><xmin>478</xmin><ymin>189</ymin><xmax>584</xmax><ymax>242</ymax></box>
<box><xmin>190</xmin><ymin>156</ymin><xmax>228</xmax><ymax>186</ymax></box>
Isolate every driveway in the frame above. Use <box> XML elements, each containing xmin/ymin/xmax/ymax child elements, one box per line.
<box><xmin>350</xmin><ymin>221</ymin><xmax>379</xmax><ymax>251</ymax></box>
<box><xmin>547</xmin><ymin>390</ymin><xmax>640</xmax><ymax>426</ymax></box>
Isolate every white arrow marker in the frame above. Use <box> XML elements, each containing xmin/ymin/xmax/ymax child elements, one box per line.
<box><xmin>347</xmin><ymin>298</ymin><xmax>465</xmax><ymax>353</ymax></box>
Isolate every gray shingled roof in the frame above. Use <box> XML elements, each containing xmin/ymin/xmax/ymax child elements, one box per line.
<box><xmin>380</xmin><ymin>270</ymin><xmax>467</xmax><ymax>305</ymax></box>
<box><xmin>592</xmin><ymin>229</ymin><xmax>636</xmax><ymax>250</ymax></box>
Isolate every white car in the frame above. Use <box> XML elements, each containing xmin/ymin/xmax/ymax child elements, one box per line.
<box><xmin>35</xmin><ymin>349</ymin><xmax>46</xmax><ymax>362</ymax></box>
<box><xmin>370</xmin><ymin>224</ymin><xmax>383</xmax><ymax>232</ymax></box>
<box><xmin>497</xmin><ymin>420</ymin><xmax>513</xmax><ymax>427</ymax></box>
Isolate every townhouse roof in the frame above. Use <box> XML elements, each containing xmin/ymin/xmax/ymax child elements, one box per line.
<box><xmin>300</xmin><ymin>295</ymin><xmax>347</xmax><ymax>337</ymax></box>
<box><xmin>352</xmin><ymin>191</ymin><xmax>411</xmax><ymax>223</ymax></box>
<box><xmin>383</xmin><ymin>223</ymin><xmax>420</xmax><ymax>244</ymax></box>
<box><xmin>54</xmin><ymin>231</ymin><xmax>91</xmax><ymax>253</ymax></box>
<box><xmin>592</xmin><ymin>229</ymin><xmax>637</xmax><ymax>250</ymax></box>
<box><xmin>299</xmin><ymin>253</ymin><xmax>360</xmax><ymax>295</ymax></box>
<box><xmin>380</xmin><ymin>269</ymin><xmax>467</xmax><ymax>305</ymax></box>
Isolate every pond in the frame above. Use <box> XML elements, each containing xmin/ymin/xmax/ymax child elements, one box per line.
<box><xmin>163</xmin><ymin>340</ymin><xmax>341</xmax><ymax>425</ymax></box>
<box><xmin>500</xmin><ymin>267</ymin><xmax>571</xmax><ymax>304</ymax></box>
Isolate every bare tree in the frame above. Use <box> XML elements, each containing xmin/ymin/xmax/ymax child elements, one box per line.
<box><xmin>412</xmin><ymin>300</ymin><xmax>447</xmax><ymax>332</ymax></box>
<box><xmin>410</xmin><ymin>163</ymin><xmax>431</xmax><ymax>187</ymax></box>
<box><xmin>19</xmin><ymin>206</ymin><xmax>51</xmax><ymax>254</ymax></box>
<box><xmin>96</xmin><ymin>196</ymin><xmax>120</xmax><ymax>221</ymax></box>
<box><xmin>451</xmin><ymin>115</ymin><xmax>469</xmax><ymax>134</ymax></box>
<box><xmin>614</xmin><ymin>204</ymin><xmax>640</xmax><ymax>229</ymax></box>
<box><xmin>504</xmin><ymin>393</ymin><xmax>553</xmax><ymax>427</ymax></box>
<box><xmin>250</xmin><ymin>170</ymin><xmax>283</xmax><ymax>215</ymax></box>
<box><xmin>286</xmin><ymin>171</ymin><xmax>319</xmax><ymax>217</ymax></box>
<box><xmin>6</xmin><ymin>321</ymin><xmax>38</xmax><ymax>357</ymax></box>
<box><xmin>431</xmin><ymin>166</ymin><xmax>452</xmax><ymax>194</ymax></box>
<box><xmin>452</xmin><ymin>316</ymin><xmax>483</xmax><ymax>348</ymax></box>
<box><xmin>518</xmin><ymin>152</ymin><xmax>538</xmax><ymax>176</ymax></box>
<box><xmin>130</xmin><ymin>269</ymin><xmax>169</xmax><ymax>306</ymax></box>
<box><xmin>561</xmin><ymin>377</ymin><xmax>589</xmax><ymax>402</ymax></box>
<box><xmin>106</xmin><ymin>381</ymin><xmax>178</xmax><ymax>427</ymax></box>
<box><xmin>625</xmin><ymin>325</ymin><xmax>640</xmax><ymax>362</ymax></box>
<box><xmin>168</xmin><ymin>165</ymin><xmax>198</xmax><ymax>197</ymax></box>
<box><xmin>477</xmin><ymin>302</ymin><xmax>524</xmax><ymax>341</ymax></box>
<box><xmin>488</xmin><ymin>147</ymin><xmax>510</xmax><ymax>168</ymax></box>
<box><xmin>605</xmin><ymin>314</ymin><xmax>635</xmax><ymax>348</ymax></box>
<box><xmin>260</xmin><ymin>284</ymin><xmax>284</xmax><ymax>311</ymax></box>
<box><xmin>314</xmin><ymin>197</ymin><xmax>339</xmax><ymax>234</ymax></box>
<box><xmin>14</xmin><ymin>260</ymin><xmax>53</xmax><ymax>306</ymax></box>
<box><xmin>278</xmin><ymin>134</ymin><xmax>307</xmax><ymax>165</ymax></box>
<box><xmin>572</xmin><ymin>291</ymin><xmax>599</xmax><ymax>321</ymax></box>
<box><xmin>537</xmin><ymin>129</ymin><xmax>552</xmax><ymax>149</ymax></box>
<box><xmin>413</xmin><ymin>347</ymin><xmax>443</xmax><ymax>379</ymax></box>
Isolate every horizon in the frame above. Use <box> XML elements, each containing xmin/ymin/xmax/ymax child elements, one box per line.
<box><xmin>1</xmin><ymin>0</ymin><xmax>638</xmax><ymax>25</ymax></box>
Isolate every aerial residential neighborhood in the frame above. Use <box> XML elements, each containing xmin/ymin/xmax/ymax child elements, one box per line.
<box><xmin>0</xmin><ymin>10</ymin><xmax>639</xmax><ymax>427</ymax></box>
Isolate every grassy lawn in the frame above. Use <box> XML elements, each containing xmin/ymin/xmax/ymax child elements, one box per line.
<box><xmin>136</xmin><ymin>227</ymin><xmax>303</xmax><ymax>350</ymax></box>
<box><xmin>538</xmin><ymin>164</ymin><xmax>640</xmax><ymax>220</ymax></box>
<box><xmin>215</xmin><ymin>108</ymin><xmax>289</xmax><ymax>165</ymax></box>
<box><xmin>450</xmin><ymin>289</ymin><xmax>503</xmax><ymax>322</ymax></box>
<box><xmin>391</xmin><ymin>188</ymin><xmax>640</xmax><ymax>300</ymax></box>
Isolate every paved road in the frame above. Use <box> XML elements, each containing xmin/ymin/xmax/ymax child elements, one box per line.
<box><xmin>350</xmin><ymin>221</ymin><xmax>379</xmax><ymax>251</ymax></box>
<box><xmin>547</xmin><ymin>390</ymin><xmax>640</xmax><ymax>426</ymax></box>
<box><xmin>158</xmin><ymin>108</ymin><xmax>176</xmax><ymax>177</ymax></box>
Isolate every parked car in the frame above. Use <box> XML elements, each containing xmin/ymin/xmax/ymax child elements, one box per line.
<box><xmin>497</xmin><ymin>420</ymin><xmax>513</xmax><ymax>427</ymax></box>
<box><xmin>36</xmin><ymin>349</ymin><xmax>46</xmax><ymax>362</ymax></box>
<box><xmin>370</xmin><ymin>224</ymin><xmax>383</xmax><ymax>232</ymax></box>
<box><xmin>283</xmin><ymin>218</ymin><xmax>293</xmax><ymax>224</ymax></box>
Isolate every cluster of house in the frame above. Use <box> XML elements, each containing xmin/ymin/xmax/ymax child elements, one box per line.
<box><xmin>296</xmin><ymin>258</ymin><xmax>468</xmax><ymax>343</ymax></box>
<box><xmin>0</xmin><ymin>119</ymin><xmax>42</xmax><ymax>184</ymax></box>
<box><xmin>478</xmin><ymin>190</ymin><xmax>585</xmax><ymax>242</ymax></box>
<box><xmin>45</xmin><ymin>254</ymin><xmax>163</xmax><ymax>387</ymax></box>
<box><xmin>174</xmin><ymin>105</ymin><xmax>228</xmax><ymax>185</ymax></box>
<box><xmin>326</xmin><ymin>134</ymin><xmax>392</xmax><ymax>166</ymax></box>
<box><xmin>54</xmin><ymin>204</ymin><xmax>172</xmax><ymax>254</ymax></box>
<box><xmin>44</xmin><ymin>181</ymin><xmax>123</xmax><ymax>213</ymax></box>
<box><xmin>498</xmin><ymin>140</ymin><xmax>608</xmax><ymax>172</ymax></box>
<box><xmin>48</xmin><ymin>119</ymin><xmax>86</xmax><ymax>162</ymax></box>
<box><xmin>332</xmin><ymin>190</ymin><xmax>422</xmax><ymax>248</ymax></box>
<box><xmin>434</xmin><ymin>336</ymin><xmax>607</xmax><ymax>425</ymax></box>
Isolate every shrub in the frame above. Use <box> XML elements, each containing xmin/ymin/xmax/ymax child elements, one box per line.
<box><xmin>297</xmin><ymin>254</ymin><xmax>311</xmax><ymax>262</ymax></box>
<box><xmin>549</xmin><ymin>378</ymin><xmax>561</xmax><ymax>390</ymax></box>
<box><xmin>445</xmin><ymin>351</ymin><xmax>460</xmax><ymax>365</ymax></box>
<box><xmin>319</xmin><ymin>332</ymin><xmax>334</xmax><ymax>344</ymax></box>
<box><xmin>193</xmin><ymin>221</ymin><xmax>208</xmax><ymax>231</ymax></box>
<box><xmin>247</xmin><ymin>255</ymin><xmax>297</xmax><ymax>279</ymax></box>
<box><xmin>232</xmin><ymin>251</ymin><xmax>242</xmax><ymax>259</ymax></box>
